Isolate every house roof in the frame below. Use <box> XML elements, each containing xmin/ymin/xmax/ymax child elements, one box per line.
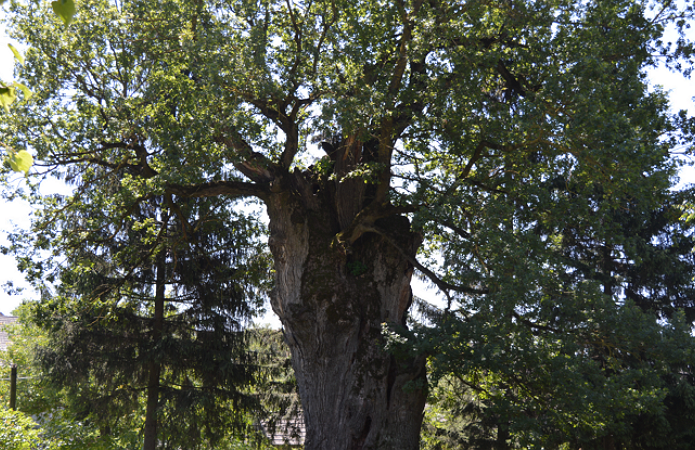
<box><xmin>0</xmin><ymin>313</ymin><xmax>18</xmax><ymax>352</ymax></box>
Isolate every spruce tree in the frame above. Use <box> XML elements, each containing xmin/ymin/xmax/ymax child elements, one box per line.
<box><xmin>31</xmin><ymin>192</ymin><xmax>270</xmax><ymax>449</ymax></box>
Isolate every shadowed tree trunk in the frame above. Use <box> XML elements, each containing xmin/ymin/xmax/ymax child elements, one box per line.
<box><xmin>143</xmin><ymin>252</ymin><xmax>166</xmax><ymax>450</ymax></box>
<box><xmin>265</xmin><ymin>171</ymin><xmax>428</xmax><ymax>450</ymax></box>
<box><xmin>167</xmin><ymin>126</ymin><xmax>433</xmax><ymax>449</ymax></box>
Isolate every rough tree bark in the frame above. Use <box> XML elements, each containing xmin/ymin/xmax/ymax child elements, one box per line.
<box><xmin>265</xmin><ymin>168</ymin><xmax>428</xmax><ymax>450</ymax></box>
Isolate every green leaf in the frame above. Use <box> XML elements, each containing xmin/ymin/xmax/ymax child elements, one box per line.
<box><xmin>0</xmin><ymin>85</ymin><xmax>16</xmax><ymax>112</ymax></box>
<box><xmin>51</xmin><ymin>0</ymin><xmax>76</xmax><ymax>26</ymax></box>
<box><xmin>13</xmin><ymin>82</ymin><xmax>33</xmax><ymax>101</ymax></box>
<box><xmin>7</xmin><ymin>43</ymin><xmax>24</xmax><ymax>66</ymax></box>
<box><xmin>8</xmin><ymin>150</ymin><xmax>34</xmax><ymax>175</ymax></box>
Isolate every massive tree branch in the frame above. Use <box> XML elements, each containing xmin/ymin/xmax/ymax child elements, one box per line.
<box><xmin>281</xmin><ymin>91</ymin><xmax>323</xmax><ymax>168</ymax></box>
<box><xmin>392</xmin><ymin>57</ymin><xmax>428</xmax><ymax>137</ymax></box>
<box><xmin>363</xmin><ymin>224</ymin><xmax>489</xmax><ymax>297</ymax></box>
<box><xmin>511</xmin><ymin>311</ymin><xmax>563</xmax><ymax>335</ymax></box>
<box><xmin>215</xmin><ymin>131</ymin><xmax>278</xmax><ymax>183</ymax></box>
<box><xmin>335</xmin><ymin>203</ymin><xmax>418</xmax><ymax>245</ymax></box>
<box><xmin>98</xmin><ymin>141</ymin><xmax>159</xmax><ymax>178</ymax></box>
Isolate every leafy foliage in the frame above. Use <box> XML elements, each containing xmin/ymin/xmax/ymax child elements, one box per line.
<box><xmin>0</xmin><ymin>408</ymin><xmax>43</xmax><ymax>450</ymax></box>
<box><xmin>2</xmin><ymin>304</ymin><xmax>288</xmax><ymax>450</ymax></box>
<box><xmin>1</xmin><ymin>41</ymin><xmax>34</xmax><ymax>174</ymax></box>
<box><xmin>411</xmin><ymin>163</ymin><xmax>695</xmax><ymax>447</ymax></box>
<box><xmin>1</xmin><ymin>0</ymin><xmax>69</xmax><ymax>174</ymax></box>
<box><xmin>50</xmin><ymin>0</ymin><xmax>76</xmax><ymax>26</ymax></box>
<box><xmin>1</xmin><ymin>0</ymin><xmax>695</xmax><ymax>447</ymax></box>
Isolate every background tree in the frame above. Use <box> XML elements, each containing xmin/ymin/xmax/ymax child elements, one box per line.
<box><xmin>413</xmin><ymin>163</ymin><xmax>695</xmax><ymax>449</ymax></box>
<box><xmin>1</xmin><ymin>303</ymin><xmax>140</xmax><ymax>450</ymax></box>
<box><xmin>2</xmin><ymin>302</ymin><xmax>283</xmax><ymax>450</ymax></box>
<box><xmin>2</xmin><ymin>0</ymin><xmax>695</xmax><ymax>449</ymax></box>
<box><xmin>27</xmin><ymin>190</ymin><xmax>271</xmax><ymax>450</ymax></box>
<box><xmin>249</xmin><ymin>327</ymin><xmax>304</xmax><ymax>449</ymax></box>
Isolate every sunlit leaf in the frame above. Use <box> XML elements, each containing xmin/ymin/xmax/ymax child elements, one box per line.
<box><xmin>8</xmin><ymin>150</ymin><xmax>34</xmax><ymax>175</ymax></box>
<box><xmin>51</xmin><ymin>0</ymin><xmax>76</xmax><ymax>26</ymax></box>
<box><xmin>13</xmin><ymin>82</ymin><xmax>33</xmax><ymax>101</ymax></box>
<box><xmin>0</xmin><ymin>85</ymin><xmax>16</xmax><ymax>112</ymax></box>
<box><xmin>7</xmin><ymin>43</ymin><xmax>24</xmax><ymax>66</ymax></box>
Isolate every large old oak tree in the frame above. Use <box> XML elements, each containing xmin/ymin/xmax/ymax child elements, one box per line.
<box><xmin>3</xmin><ymin>0</ymin><xmax>695</xmax><ymax>448</ymax></box>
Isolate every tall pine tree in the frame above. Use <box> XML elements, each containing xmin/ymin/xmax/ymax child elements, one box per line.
<box><xmin>29</xmin><ymin>190</ymin><xmax>270</xmax><ymax>449</ymax></box>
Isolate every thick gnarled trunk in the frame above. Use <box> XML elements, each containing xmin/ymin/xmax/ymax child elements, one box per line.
<box><xmin>266</xmin><ymin>183</ymin><xmax>427</xmax><ymax>450</ymax></box>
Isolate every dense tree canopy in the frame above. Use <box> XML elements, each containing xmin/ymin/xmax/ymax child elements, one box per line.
<box><xmin>3</xmin><ymin>0</ymin><xmax>695</xmax><ymax>449</ymax></box>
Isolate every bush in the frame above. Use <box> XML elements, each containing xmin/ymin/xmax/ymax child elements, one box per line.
<box><xmin>0</xmin><ymin>408</ymin><xmax>43</xmax><ymax>450</ymax></box>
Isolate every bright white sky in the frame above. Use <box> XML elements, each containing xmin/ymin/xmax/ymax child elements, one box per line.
<box><xmin>1</xmin><ymin>10</ymin><xmax>695</xmax><ymax>323</ymax></box>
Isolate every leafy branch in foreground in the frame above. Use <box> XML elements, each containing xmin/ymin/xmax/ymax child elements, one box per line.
<box><xmin>1</xmin><ymin>0</ymin><xmax>74</xmax><ymax>174</ymax></box>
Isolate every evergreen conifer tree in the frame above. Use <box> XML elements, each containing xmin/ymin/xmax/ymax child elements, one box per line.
<box><xmin>31</xmin><ymin>192</ymin><xmax>270</xmax><ymax>449</ymax></box>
